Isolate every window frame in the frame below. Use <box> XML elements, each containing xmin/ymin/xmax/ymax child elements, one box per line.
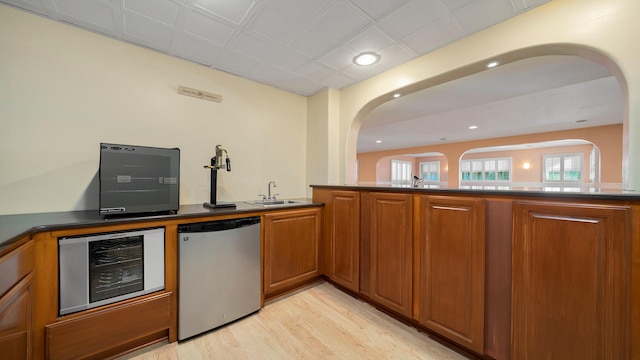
<box><xmin>542</xmin><ymin>153</ymin><xmax>584</xmax><ymax>183</ymax></box>
<box><xmin>390</xmin><ymin>159</ymin><xmax>413</xmax><ymax>186</ymax></box>
<box><xmin>460</xmin><ymin>157</ymin><xmax>512</xmax><ymax>184</ymax></box>
<box><xmin>419</xmin><ymin>161</ymin><xmax>440</xmax><ymax>183</ymax></box>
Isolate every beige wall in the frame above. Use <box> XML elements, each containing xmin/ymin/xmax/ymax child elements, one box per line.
<box><xmin>358</xmin><ymin>124</ymin><xmax>622</xmax><ymax>187</ymax></box>
<box><xmin>0</xmin><ymin>6</ymin><xmax>308</xmax><ymax>215</ymax></box>
<box><xmin>3</xmin><ymin>1</ymin><xmax>639</xmax><ymax>215</ymax></box>
<box><xmin>306</xmin><ymin>88</ymin><xmax>341</xmax><ymax>197</ymax></box>
<box><xmin>331</xmin><ymin>0</ymin><xmax>640</xmax><ymax>190</ymax></box>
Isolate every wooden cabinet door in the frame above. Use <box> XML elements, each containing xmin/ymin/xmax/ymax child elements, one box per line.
<box><xmin>327</xmin><ymin>191</ymin><xmax>360</xmax><ymax>292</ymax></box>
<box><xmin>0</xmin><ymin>240</ymin><xmax>34</xmax><ymax>360</ymax></box>
<box><xmin>369</xmin><ymin>192</ymin><xmax>413</xmax><ymax>317</ymax></box>
<box><xmin>419</xmin><ymin>196</ymin><xmax>485</xmax><ymax>354</ymax></box>
<box><xmin>512</xmin><ymin>201</ymin><xmax>631</xmax><ymax>360</ymax></box>
<box><xmin>264</xmin><ymin>208</ymin><xmax>321</xmax><ymax>296</ymax></box>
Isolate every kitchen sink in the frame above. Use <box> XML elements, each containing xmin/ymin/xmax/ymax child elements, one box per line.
<box><xmin>245</xmin><ymin>200</ymin><xmax>302</xmax><ymax>207</ymax></box>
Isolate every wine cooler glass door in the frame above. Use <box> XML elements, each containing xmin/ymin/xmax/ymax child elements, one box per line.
<box><xmin>89</xmin><ymin>235</ymin><xmax>145</xmax><ymax>303</ymax></box>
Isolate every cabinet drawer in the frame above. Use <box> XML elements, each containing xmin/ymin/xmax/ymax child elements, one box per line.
<box><xmin>0</xmin><ymin>240</ymin><xmax>34</xmax><ymax>298</ymax></box>
<box><xmin>46</xmin><ymin>292</ymin><xmax>171</xmax><ymax>360</ymax></box>
<box><xmin>0</xmin><ymin>274</ymin><xmax>33</xmax><ymax>360</ymax></box>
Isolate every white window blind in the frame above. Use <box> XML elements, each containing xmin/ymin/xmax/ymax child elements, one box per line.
<box><xmin>391</xmin><ymin>160</ymin><xmax>412</xmax><ymax>186</ymax></box>
<box><xmin>461</xmin><ymin>157</ymin><xmax>511</xmax><ymax>183</ymax></box>
<box><xmin>419</xmin><ymin>161</ymin><xmax>440</xmax><ymax>182</ymax></box>
<box><xmin>543</xmin><ymin>153</ymin><xmax>583</xmax><ymax>182</ymax></box>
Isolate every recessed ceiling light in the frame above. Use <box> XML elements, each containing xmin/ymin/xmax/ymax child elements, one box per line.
<box><xmin>574</xmin><ymin>119</ymin><xmax>587</xmax><ymax>123</ymax></box>
<box><xmin>354</xmin><ymin>52</ymin><xmax>380</xmax><ymax>66</ymax></box>
<box><xmin>393</xmin><ymin>93</ymin><xmax>401</xmax><ymax>98</ymax></box>
<box><xmin>440</xmin><ymin>138</ymin><xmax>447</xmax><ymax>141</ymax></box>
<box><xmin>375</xmin><ymin>140</ymin><xmax>382</xmax><ymax>143</ymax></box>
<box><xmin>469</xmin><ymin>125</ymin><xmax>478</xmax><ymax>129</ymax></box>
<box><xmin>486</xmin><ymin>60</ymin><xmax>500</xmax><ymax>68</ymax></box>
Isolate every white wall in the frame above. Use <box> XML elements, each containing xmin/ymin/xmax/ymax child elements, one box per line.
<box><xmin>0</xmin><ymin>6</ymin><xmax>308</xmax><ymax>215</ymax></box>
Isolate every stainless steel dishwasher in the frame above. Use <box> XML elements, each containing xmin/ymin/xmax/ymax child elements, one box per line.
<box><xmin>177</xmin><ymin>216</ymin><xmax>261</xmax><ymax>340</ymax></box>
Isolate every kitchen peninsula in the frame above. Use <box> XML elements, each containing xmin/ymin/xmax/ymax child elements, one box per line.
<box><xmin>312</xmin><ymin>184</ymin><xmax>640</xmax><ymax>360</ymax></box>
<box><xmin>1</xmin><ymin>186</ymin><xmax>639</xmax><ymax>359</ymax></box>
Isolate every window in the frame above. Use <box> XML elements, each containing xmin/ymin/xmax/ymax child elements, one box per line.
<box><xmin>590</xmin><ymin>146</ymin><xmax>600</xmax><ymax>183</ymax></box>
<box><xmin>391</xmin><ymin>160</ymin><xmax>412</xmax><ymax>186</ymax></box>
<box><xmin>460</xmin><ymin>158</ymin><xmax>511</xmax><ymax>183</ymax></box>
<box><xmin>543</xmin><ymin>153</ymin><xmax>583</xmax><ymax>182</ymax></box>
<box><xmin>419</xmin><ymin>161</ymin><xmax>440</xmax><ymax>182</ymax></box>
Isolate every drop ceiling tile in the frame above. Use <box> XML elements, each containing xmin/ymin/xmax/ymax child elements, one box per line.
<box><xmin>230</xmin><ymin>32</ymin><xmax>281</xmax><ymax>60</ymax></box>
<box><xmin>310</xmin><ymin>1</ymin><xmax>370</xmax><ymax>44</ymax></box>
<box><xmin>452</xmin><ymin>0</ymin><xmax>516</xmax><ymax>34</ymax></box>
<box><xmin>296</xmin><ymin>62</ymin><xmax>334</xmax><ymax>82</ymax></box>
<box><xmin>510</xmin><ymin>0</ymin><xmax>527</xmax><ymax>12</ymax></box>
<box><xmin>246</xmin><ymin>6</ymin><xmax>302</xmax><ymax>44</ymax></box>
<box><xmin>183</xmin><ymin>10</ymin><xmax>235</xmax><ymax>46</ymax></box>
<box><xmin>176</xmin><ymin>33</ymin><xmax>222</xmax><ymax>65</ymax></box>
<box><xmin>123</xmin><ymin>0</ymin><xmax>180</xmax><ymax>26</ymax></box>
<box><xmin>378</xmin><ymin>44</ymin><xmax>416</xmax><ymax>69</ymax></box>
<box><xmin>1</xmin><ymin>0</ymin><xmax>49</xmax><ymax>16</ymax></box>
<box><xmin>267</xmin><ymin>49</ymin><xmax>311</xmax><ymax>72</ymax></box>
<box><xmin>380</xmin><ymin>0</ymin><xmax>444</xmax><ymax>39</ymax></box>
<box><xmin>323</xmin><ymin>71</ymin><xmax>357</xmax><ymax>89</ymax></box>
<box><xmin>438</xmin><ymin>0</ymin><xmax>475</xmax><ymax>13</ymax></box>
<box><xmin>524</xmin><ymin>0</ymin><xmax>551</xmax><ymax>9</ymax></box>
<box><xmin>341</xmin><ymin>63</ymin><xmax>387</xmax><ymax>80</ymax></box>
<box><xmin>288</xmin><ymin>29</ymin><xmax>337</xmax><ymax>59</ymax></box>
<box><xmin>263</xmin><ymin>0</ymin><xmax>330</xmax><ymax>21</ymax></box>
<box><xmin>274</xmin><ymin>76</ymin><xmax>324</xmax><ymax>96</ymax></box>
<box><xmin>345</xmin><ymin>26</ymin><xmax>394</xmax><ymax>53</ymax></box>
<box><xmin>2</xmin><ymin>0</ymin><xmax>555</xmax><ymax>96</ymax></box>
<box><xmin>215</xmin><ymin>50</ymin><xmax>259</xmax><ymax>76</ymax></box>
<box><xmin>53</xmin><ymin>0</ymin><xmax>114</xmax><ymax>31</ymax></box>
<box><xmin>349</xmin><ymin>0</ymin><xmax>411</xmax><ymax>21</ymax></box>
<box><xmin>123</xmin><ymin>11</ymin><xmax>173</xmax><ymax>51</ymax></box>
<box><xmin>191</xmin><ymin>0</ymin><xmax>256</xmax><ymax>24</ymax></box>
<box><xmin>249</xmin><ymin>63</ymin><xmax>291</xmax><ymax>83</ymax></box>
<box><xmin>403</xmin><ymin>17</ymin><xmax>465</xmax><ymax>55</ymax></box>
<box><xmin>318</xmin><ymin>46</ymin><xmax>358</xmax><ymax>70</ymax></box>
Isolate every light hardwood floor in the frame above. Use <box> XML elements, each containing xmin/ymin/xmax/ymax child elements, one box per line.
<box><xmin>121</xmin><ymin>282</ymin><xmax>470</xmax><ymax>360</ymax></box>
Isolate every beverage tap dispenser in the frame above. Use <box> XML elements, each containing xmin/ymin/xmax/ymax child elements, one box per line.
<box><xmin>203</xmin><ymin>145</ymin><xmax>236</xmax><ymax>209</ymax></box>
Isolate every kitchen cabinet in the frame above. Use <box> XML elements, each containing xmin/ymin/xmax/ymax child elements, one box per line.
<box><xmin>314</xmin><ymin>189</ymin><xmax>360</xmax><ymax>292</ymax></box>
<box><xmin>511</xmin><ymin>201</ymin><xmax>631</xmax><ymax>359</ymax></box>
<box><xmin>0</xmin><ymin>239</ymin><xmax>34</xmax><ymax>360</ymax></box>
<box><xmin>0</xmin><ymin>204</ymin><xmax>323</xmax><ymax>359</ymax></box>
<box><xmin>31</xmin><ymin>220</ymin><xmax>180</xmax><ymax>360</ymax></box>
<box><xmin>45</xmin><ymin>292</ymin><xmax>171</xmax><ymax>360</ymax></box>
<box><xmin>263</xmin><ymin>208</ymin><xmax>322</xmax><ymax>298</ymax></box>
<box><xmin>367</xmin><ymin>192</ymin><xmax>413</xmax><ymax>317</ymax></box>
<box><xmin>418</xmin><ymin>196</ymin><xmax>485</xmax><ymax>354</ymax></box>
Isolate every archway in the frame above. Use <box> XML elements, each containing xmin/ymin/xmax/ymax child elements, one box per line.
<box><xmin>350</xmin><ymin>45</ymin><xmax>627</xmax><ymax>188</ymax></box>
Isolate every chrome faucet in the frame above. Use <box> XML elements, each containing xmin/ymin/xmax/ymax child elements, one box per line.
<box><xmin>259</xmin><ymin>181</ymin><xmax>279</xmax><ymax>201</ymax></box>
<box><xmin>268</xmin><ymin>181</ymin><xmax>278</xmax><ymax>200</ymax></box>
<box><xmin>412</xmin><ymin>175</ymin><xmax>423</xmax><ymax>187</ymax></box>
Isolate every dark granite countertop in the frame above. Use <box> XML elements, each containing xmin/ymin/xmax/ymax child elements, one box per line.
<box><xmin>311</xmin><ymin>184</ymin><xmax>640</xmax><ymax>200</ymax></box>
<box><xmin>0</xmin><ymin>199</ymin><xmax>320</xmax><ymax>253</ymax></box>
